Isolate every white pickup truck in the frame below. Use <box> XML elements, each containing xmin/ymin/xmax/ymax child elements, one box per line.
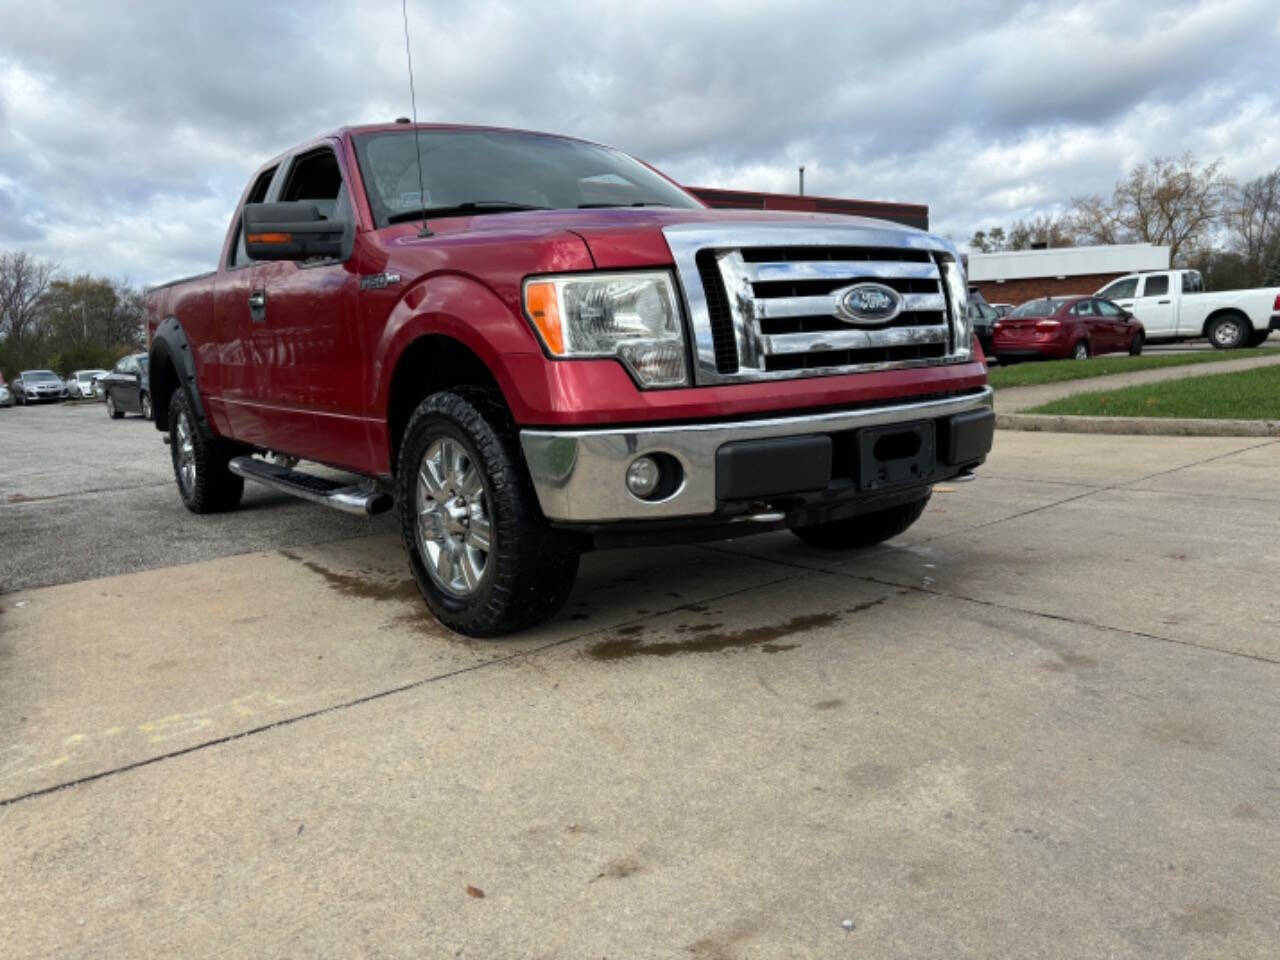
<box><xmin>1096</xmin><ymin>270</ymin><xmax>1280</xmax><ymax>349</ymax></box>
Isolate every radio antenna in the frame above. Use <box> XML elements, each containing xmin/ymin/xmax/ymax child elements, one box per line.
<box><xmin>401</xmin><ymin>0</ymin><xmax>432</xmax><ymax>237</ymax></box>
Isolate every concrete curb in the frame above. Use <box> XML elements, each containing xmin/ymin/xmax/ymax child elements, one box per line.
<box><xmin>997</xmin><ymin>413</ymin><xmax>1280</xmax><ymax>437</ymax></box>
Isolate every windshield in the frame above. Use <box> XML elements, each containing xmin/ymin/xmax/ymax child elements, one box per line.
<box><xmin>353</xmin><ymin>129</ymin><xmax>701</xmax><ymax>228</ymax></box>
<box><xmin>1010</xmin><ymin>298</ymin><xmax>1065</xmax><ymax>317</ymax></box>
<box><xmin>23</xmin><ymin>370</ymin><xmax>60</xmax><ymax>381</ymax></box>
<box><xmin>138</xmin><ymin>357</ymin><xmax>149</xmax><ymax>373</ymax></box>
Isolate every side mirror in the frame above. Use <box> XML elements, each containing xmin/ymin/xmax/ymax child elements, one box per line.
<box><xmin>244</xmin><ymin>201</ymin><xmax>347</xmax><ymax>261</ymax></box>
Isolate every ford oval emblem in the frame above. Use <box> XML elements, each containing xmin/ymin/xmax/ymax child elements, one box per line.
<box><xmin>837</xmin><ymin>283</ymin><xmax>903</xmax><ymax>325</ymax></box>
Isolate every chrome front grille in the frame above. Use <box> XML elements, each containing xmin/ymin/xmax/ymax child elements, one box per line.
<box><xmin>664</xmin><ymin>222</ymin><xmax>972</xmax><ymax>384</ymax></box>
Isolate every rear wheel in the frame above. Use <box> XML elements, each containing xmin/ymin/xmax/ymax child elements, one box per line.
<box><xmin>1208</xmin><ymin>314</ymin><xmax>1248</xmax><ymax>349</ymax></box>
<box><xmin>397</xmin><ymin>387</ymin><xmax>579</xmax><ymax>637</ymax></box>
<box><xmin>1128</xmin><ymin>333</ymin><xmax>1144</xmax><ymax>356</ymax></box>
<box><xmin>791</xmin><ymin>495</ymin><xmax>931</xmax><ymax>550</ymax></box>
<box><xmin>106</xmin><ymin>392</ymin><xmax>124</xmax><ymax>419</ymax></box>
<box><xmin>168</xmin><ymin>388</ymin><xmax>244</xmax><ymax>513</ymax></box>
<box><xmin>1246</xmin><ymin>329</ymin><xmax>1270</xmax><ymax>348</ymax></box>
<box><xmin>140</xmin><ymin>391</ymin><xmax>153</xmax><ymax>421</ymax></box>
<box><xmin>1071</xmin><ymin>341</ymin><xmax>1090</xmax><ymax>360</ymax></box>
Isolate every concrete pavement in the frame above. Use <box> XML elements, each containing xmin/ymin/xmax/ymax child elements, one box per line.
<box><xmin>3</xmin><ymin>422</ymin><xmax>1279</xmax><ymax>958</ymax></box>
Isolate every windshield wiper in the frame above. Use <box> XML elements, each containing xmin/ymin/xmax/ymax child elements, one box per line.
<box><xmin>577</xmin><ymin>201</ymin><xmax>674</xmax><ymax>208</ymax></box>
<box><xmin>387</xmin><ymin>201</ymin><xmax>548</xmax><ymax>224</ymax></box>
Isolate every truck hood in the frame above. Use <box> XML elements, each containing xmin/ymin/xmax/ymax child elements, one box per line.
<box><xmin>388</xmin><ymin>206</ymin><xmax>946</xmax><ymax>270</ymax></box>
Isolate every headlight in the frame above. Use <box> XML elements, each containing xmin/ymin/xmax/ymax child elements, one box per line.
<box><xmin>939</xmin><ymin>257</ymin><xmax>973</xmax><ymax>359</ymax></box>
<box><xmin>523</xmin><ymin>271</ymin><xmax>688</xmax><ymax>388</ymax></box>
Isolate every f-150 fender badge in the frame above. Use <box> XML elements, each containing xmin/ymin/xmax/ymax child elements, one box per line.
<box><xmin>837</xmin><ymin>282</ymin><xmax>903</xmax><ymax>325</ymax></box>
<box><xmin>359</xmin><ymin>273</ymin><xmax>402</xmax><ymax>290</ymax></box>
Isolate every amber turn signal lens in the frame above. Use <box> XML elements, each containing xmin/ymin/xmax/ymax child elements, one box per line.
<box><xmin>524</xmin><ymin>281</ymin><xmax>564</xmax><ymax>355</ymax></box>
<box><xmin>246</xmin><ymin>232</ymin><xmax>292</xmax><ymax>244</ymax></box>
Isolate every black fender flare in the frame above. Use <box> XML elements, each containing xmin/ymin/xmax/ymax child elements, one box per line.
<box><xmin>149</xmin><ymin>315</ymin><xmax>213</xmax><ymax>438</ymax></box>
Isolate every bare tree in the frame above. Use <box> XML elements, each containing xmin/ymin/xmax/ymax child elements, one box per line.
<box><xmin>1006</xmin><ymin>213</ymin><xmax>1075</xmax><ymax>250</ymax></box>
<box><xmin>1224</xmin><ymin>168</ymin><xmax>1280</xmax><ymax>286</ymax></box>
<box><xmin>0</xmin><ymin>251</ymin><xmax>58</xmax><ymax>346</ymax></box>
<box><xmin>969</xmin><ymin>226</ymin><xmax>1006</xmax><ymax>253</ymax></box>
<box><xmin>1071</xmin><ymin>154</ymin><xmax>1234</xmax><ymax>265</ymax></box>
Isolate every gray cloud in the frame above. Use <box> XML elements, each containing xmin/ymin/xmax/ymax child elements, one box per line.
<box><xmin>1</xmin><ymin>0</ymin><xmax>1277</xmax><ymax>283</ymax></box>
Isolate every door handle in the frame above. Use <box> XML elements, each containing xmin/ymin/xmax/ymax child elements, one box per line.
<box><xmin>248</xmin><ymin>289</ymin><xmax>267</xmax><ymax>324</ymax></box>
<box><xmin>1157</xmin><ymin>299</ymin><xmax>1170</xmax><ymax>304</ymax></box>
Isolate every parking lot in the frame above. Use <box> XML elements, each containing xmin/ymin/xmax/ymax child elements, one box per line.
<box><xmin>2</xmin><ymin>402</ymin><xmax>1279</xmax><ymax>958</ymax></box>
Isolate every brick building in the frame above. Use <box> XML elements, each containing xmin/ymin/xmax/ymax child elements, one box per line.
<box><xmin>967</xmin><ymin>243</ymin><xmax>1170</xmax><ymax>306</ymax></box>
<box><xmin>687</xmin><ymin>186</ymin><xmax>928</xmax><ymax>230</ymax></box>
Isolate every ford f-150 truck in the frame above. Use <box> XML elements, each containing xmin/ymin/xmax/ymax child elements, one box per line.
<box><xmin>1096</xmin><ymin>269</ymin><xmax>1280</xmax><ymax>348</ymax></box>
<box><xmin>146</xmin><ymin>123</ymin><xmax>993</xmax><ymax>635</ymax></box>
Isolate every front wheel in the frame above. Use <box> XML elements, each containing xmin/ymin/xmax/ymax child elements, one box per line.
<box><xmin>1208</xmin><ymin>314</ymin><xmax>1248</xmax><ymax>350</ymax></box>
<box><xmin>168</xmin><ymin>388</ymin><xmax>244</xmax><ymax>513</ymax></box>
<box><xmin>397</xmin><ymin>387</ymin><xmax>579</xmax><ymax>637</ymax></box>
<box><xmin>1071</xmin><ymin>341</ymin><xmax>1090</xmax><ymax>360</ymax></box>
<box><xmin>1129</xmin><ymin>333</ymin><xmax>1144</xmax><ymax>356</ymax></box>
<box><xmin>791</xmin><ymin>495</ymin><xmax>931</xmax><ymax>550</ymax></box>
<box><xmin>106</xmin><ymin>393</ymin><xmax>124</xmax><ymax>419</ymax></box>
<box><xmin>140</xmin><ymin>392</ymin><xmax>153</xmax><ymax>421</ymax></box>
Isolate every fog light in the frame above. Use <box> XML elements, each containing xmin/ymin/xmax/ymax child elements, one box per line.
<box><xmin>625</xmin><ymin>456</ymin><xmax>661</xmax><ymax>498</ymax></box>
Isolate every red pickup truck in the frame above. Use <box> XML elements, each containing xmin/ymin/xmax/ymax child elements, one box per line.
<box><xmin>146</xmin><ymin>122</ymin><xmax>993</xmax><ymax>635</ymax></box>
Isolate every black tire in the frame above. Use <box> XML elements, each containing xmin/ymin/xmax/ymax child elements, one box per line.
<box><xmin>1129</xmin><ymin>333</ymin><xmax>1144</xmax><ymax>356</ymax></box>
<box><xmin>1246</xmin><ymin>329</ymin><xmax>1270</xmax><ymax>348</ymax></box>
<box><xmin>396</xmin><ymin>387</ymin><xmax>579</xmax><ymax>637</ymax></box>
<box><xmin>1071</xmin><ymin>340</ymin><xmax>1090</xmax><ymax>360</ymax></box>
<box><xmin>168</xmin><ymin>387</ymin><xmax>244</xmax><ymax>513</ymax></box>
<box><xmin>140</xmin><ymin>391</ymin><xmax>153</xmax><ymax>421</ymax></box>
<box><xmin>1207</xmin><ymin>313</ymin><xmax>1248</xmax><ymax>350</ymax></box>
<box><xmin>791</xmin><ymin>494</ymin><xmax>931</xmax><ymax>550</ymax></box>
<box><xmin>106</xmin><ymin>392</ymin><xmax>124</xmax><ymax>419</ymax></box>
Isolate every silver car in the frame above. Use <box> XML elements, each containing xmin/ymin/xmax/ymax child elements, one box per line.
<box><xmin>68</xmin><ymin>369</ymin><xmax>108</xmax><ymax>400</ymax></box>
<box><xmin>12</xmin><ymin>370</ymin><xmax>68</xmax><ymax>404</ymax></box>
<box><xmin>0</xmin><ymin>383</ymin><xmax>13</xmax><ymax>407</ymax></box>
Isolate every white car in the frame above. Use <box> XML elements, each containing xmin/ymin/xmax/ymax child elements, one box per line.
<box><xmin>68</xmin><ymin>368</ymin><xmax>109</xmax><ymax>400</ymax></box>
<box><xmin>0</xmin><ymin>384</ymin><xmax>13</xmax><ymax>407</ymax></box>
<box><xmin>1096</xmin><ymin>270</ymin><xmax>1280</xmax><ymax>349</ymax></box>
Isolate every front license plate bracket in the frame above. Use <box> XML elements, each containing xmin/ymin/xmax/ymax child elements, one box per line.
<box><xmin>857</xmin><ymin>420</ymin><xmax>936</xmax><ymax>490</ymax></box>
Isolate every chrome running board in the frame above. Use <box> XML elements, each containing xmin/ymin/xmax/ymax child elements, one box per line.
<box><xmin>228</xmin><ymin>456</ymin><xmax>393</xmax><ymax>516</ymax></box>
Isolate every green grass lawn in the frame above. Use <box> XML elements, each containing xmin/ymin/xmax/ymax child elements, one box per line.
<box><xmin>1025</xmin><ymin>364</ymin><xmax>1280</xmax><ymax>420</ymax></box>
<box><xmin>986</xmin><ymin>347</ymin><xmax>1275</xmax><ymax>389</ymax></box>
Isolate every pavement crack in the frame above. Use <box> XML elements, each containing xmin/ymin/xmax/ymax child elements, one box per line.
<box><xmin>0</xmin><ymin>571</ymin><xmax>797</xmax><ymax>809</ymax></box>
<box><xmin>845</xmin><ymin>573</ymin><xmax>1280</xmax><ymax>667</ymax></box>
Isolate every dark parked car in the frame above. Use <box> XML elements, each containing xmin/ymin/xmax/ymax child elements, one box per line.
<box><xmin>966</xmin><ymin>289</ymin><xmax>1000</xmax><ymax>356</ymax></box>
<box><xmin>13</xmin><ymin>369</ymin><xmax>68</xmax><ymax>404</ymax></box>
<box><xmin>99</xmin><ymin>353</ymin><xmax>153</xmax><ymax>419</ymax></box>
<box><xmin>993</xmin><ymin>296</ymin><xmax>1144</xmax><ymax>361</ymax></box>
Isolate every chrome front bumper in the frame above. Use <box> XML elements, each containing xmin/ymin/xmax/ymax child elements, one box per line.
<box><xmin>520</xmin><ymin>387</ymin><xmax>993</xmax><ymax>522</ymax></box>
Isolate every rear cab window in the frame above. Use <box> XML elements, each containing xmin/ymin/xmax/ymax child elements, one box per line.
<box><xmin>229</xmin><ymin>166</ymin><xmax>279</xmax><ymax>268</ymax></box>
<box><xmin>1140</xmin><ymin>275</ymin><xmax>1169</xmax><ymax>297</ymax></box>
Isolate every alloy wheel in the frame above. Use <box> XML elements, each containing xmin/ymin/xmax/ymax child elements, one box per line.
<box><xmin>414</xmin><ymin>437</ymin><xmax>492</xmax><ymax>597</ymax></box>
<box><xmin>175</xmin><ymin>410</ymin><xmax>196</xmax><ymax>497</ymax></box>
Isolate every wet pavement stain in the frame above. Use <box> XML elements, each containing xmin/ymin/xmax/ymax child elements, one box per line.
<box><xmin>279</xmin><ymin>550</ymin><xmax>419</xmax><ymax>603</ymax></box>
<box><xmin>585</xmin><ymin>612</ymin><xmax>838</xmax><ymax>661</ymax></box>
<box><xmin>813</xmin><ymin>698</ymin><xmax>845</xmax><ymax>710</ymax></box>
<box><xmin>846</xmin><ymin>596</ymin><xmax>888</xmax><ymax>614</ymax></box>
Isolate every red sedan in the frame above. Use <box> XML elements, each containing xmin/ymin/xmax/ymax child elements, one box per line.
<box><xmin>993</xmin><ymin>296</ymin><xmax>1145</xmax><ymax>361</ymax></box>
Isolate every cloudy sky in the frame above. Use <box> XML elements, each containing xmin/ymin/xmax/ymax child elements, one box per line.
<box><xmin>2</xmin><ymin>0</ymin><xmax>1278</xmax><ymax>286</ymax></box>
